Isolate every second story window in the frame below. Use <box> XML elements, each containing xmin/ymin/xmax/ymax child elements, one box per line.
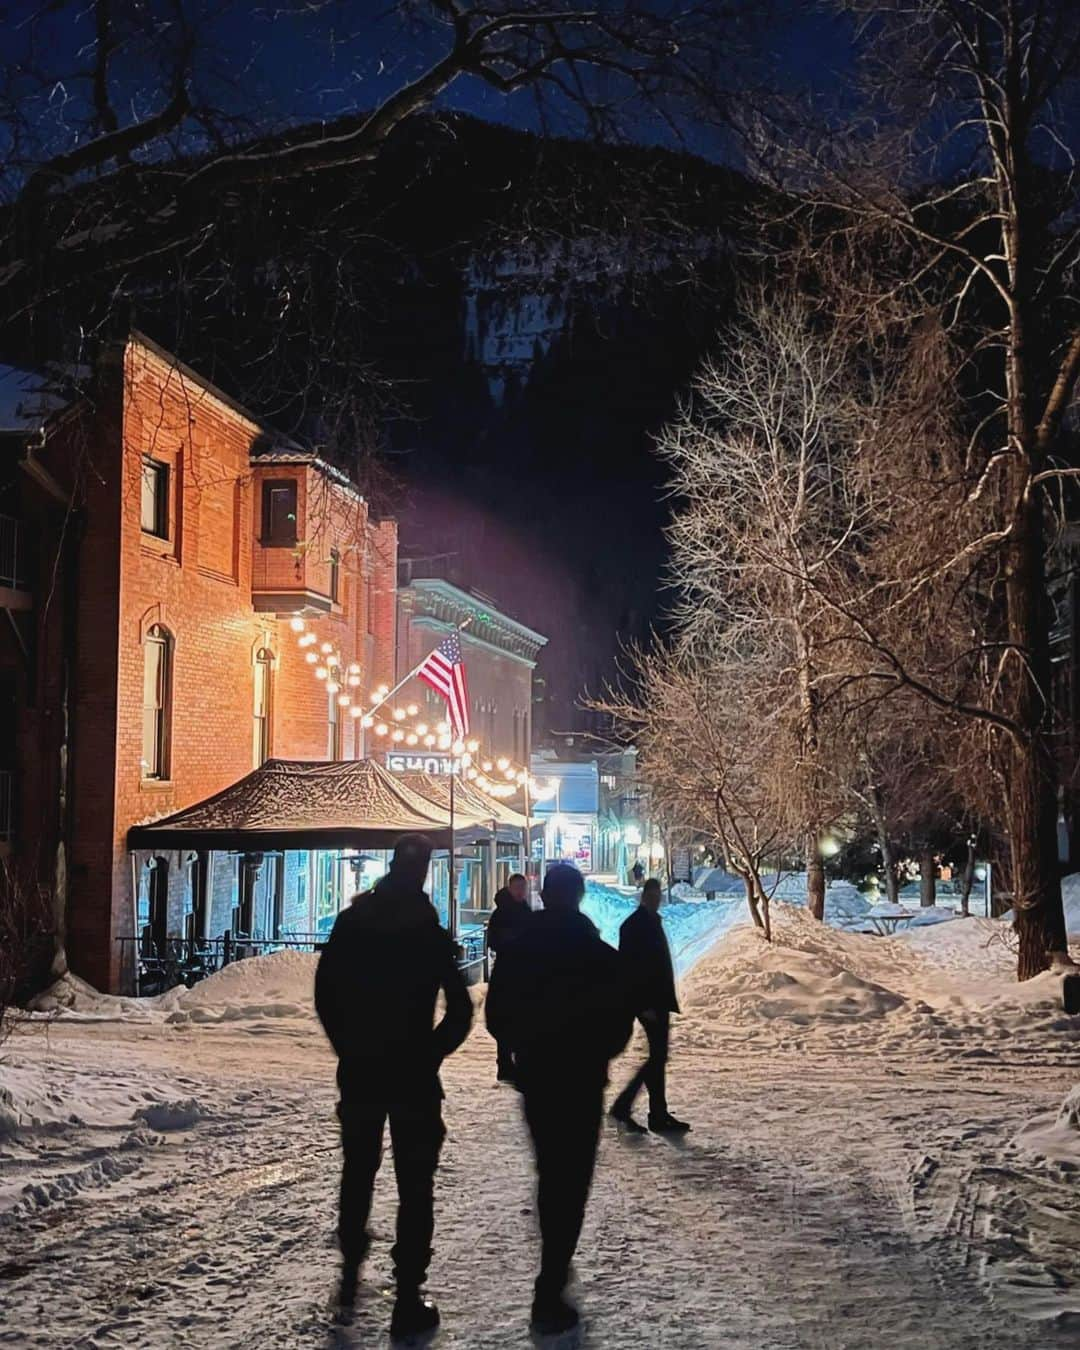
<box><xmin>329</xmin><ymin>547</ymin><xmax>340</xmax><ymax>604</ymax></box>
<box><xmin>142</xmin><ymin>624</ymin><xmax>172</xmax><ymax>779</ymax></box>
<box><xmin>253</xmin><ymin>648</ymin><xmax>273</xmax><ymax>766</ymax></box>
<box><xmin>141</xmin><ymin>458</ymin><xmax>169</xmax><ymax>539</ymax></box>
<box><xmin>262</xmin><ymin>479</ymin><xmax>298</xmax><ymax>546</ymax></box>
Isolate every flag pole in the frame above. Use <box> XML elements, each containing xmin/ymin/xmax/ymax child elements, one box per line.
<box><xmin>449</xmin><ymin>759</ymin><xmax>457</xmax><ymax>940</ymax></box>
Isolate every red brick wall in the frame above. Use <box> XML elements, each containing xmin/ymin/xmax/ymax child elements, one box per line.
<box><xmin>59</xmin><ymin>338</ymin><xmax>399</xmax><ymax>991</ymax></box>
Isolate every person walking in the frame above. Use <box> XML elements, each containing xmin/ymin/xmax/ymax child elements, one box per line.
<box><xmin>610</xmin><ymin>878</ymin><xmax>690</xmax><ymax>1135</ymax></box>
<box><xmin>631</xmin><ymin>858</ymin><xmax>645</xmax><ymax>886</ymax></box>
<box><xmin>486</xmin><ymin>863</ymin><xmax>633</xmax><ymax>1335</ymax></box>
<box><xmin>485</xmin><ymin>872</ymin><xmax>531</xmax><ymax>1083</ymax></box>
<box><xmin>314</xmin><ymin>833</ymin><xmax>472</xmax><ymax>1339</ymax></box>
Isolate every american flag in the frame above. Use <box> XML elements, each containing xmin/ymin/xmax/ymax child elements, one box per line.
<box><xmin>417</xmin><ymin>632</ymin><xmax>471</xmax><ymax>738</ymax></box>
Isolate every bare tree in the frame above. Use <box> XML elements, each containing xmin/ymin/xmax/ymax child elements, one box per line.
<box><xmin>0</xmin><ymin>862</ymin><xmax>55</xmax><ymax>1043</ymax></box>
<box><xmin>595</xmin><ymin>642</ymin><xmax>794</xmax><ymax>938</ymax></box>
<box><xmin>755</xmin><ymin>0</ymin><xmax>1080</xmax><ymax>976</ymax></box>
<box><xmin>656</xmin><ymin>289</ymin><xmax>874</xmax><ymax>920</ymax></box>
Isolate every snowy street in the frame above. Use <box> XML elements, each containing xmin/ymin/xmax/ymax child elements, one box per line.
<box><xmin>3</xmin><ymin>904</ymin><xmax>1080</xmax><ymax>1349</ymax></box>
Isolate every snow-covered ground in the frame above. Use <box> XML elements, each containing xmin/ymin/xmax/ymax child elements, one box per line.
<box><xmin>2</xmin><ymin>901</ymin><xmax>1079</xmax><ymax>1348</ymax></box>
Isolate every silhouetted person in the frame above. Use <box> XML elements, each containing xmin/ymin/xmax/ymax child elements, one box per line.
<box><xmin>485</xmin><ymin>872</ymin><xmax>530</xmax><ymax>1083</ymax></box>
<box><xmin>315</xmin><ymin>833</ymin><xmax>472</xmax><ymax>1340</ymax></box>
<box><xmin>486</xmin><ymin>863</ymin><xmax>632</xmax><ymax>1335</ymax></box>
<box><xmin>631</xmin><ymin>859</ymin><xmax>645</xmax><ymax>886</ymax></box>
<box><xmin>610</xmin><ymin>878</ymin><xmax>690</xmax><ymax>1135</ymax></box>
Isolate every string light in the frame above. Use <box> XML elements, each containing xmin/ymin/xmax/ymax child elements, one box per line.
<box><xmin>289</xmin><ymin>616</ymin><xmax>305</xmax><ymax>633</ymax></box>
<box><xmin>305</xmin><ymin>651</ymin><xmax>318</xmax><ymax>664</ymax></box>
<box><xmin>393</xmin><ymin>708</ymin><xmax>407</xmax><ymax>721</ymax></box>
<box><xmin>375</xmin><ymin>723</ymin><xmax>388</xmax><ymax>737</ymax></box>
<box><xmin>315</xmin><ymin>667</ymin><xmax>329</xmax><ymax>681</ymax></box>
<box><xmin>320</xmin><ymin>642</ymin><xmax>333</xmax><ymax>655</ymax></box>
<box><xmin>349</xmin><ymin>706</ymin><xmax>364</xmax><ymax>719</ymax></box>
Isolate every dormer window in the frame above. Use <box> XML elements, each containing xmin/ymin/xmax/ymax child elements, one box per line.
<box><xmin>261</xmin><ymin>479</ymin><xmax>297</xmax><ymax>546</ymax></box>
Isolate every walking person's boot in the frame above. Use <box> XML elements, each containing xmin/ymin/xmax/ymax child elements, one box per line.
<box><xmin>390</xmin><ymin>1287</ymin><xmax>440</xmax><ymax>1342</ymax></box>
<box><xmin>531</xmin><ymin>1284</ymin><xmax>580</xmax><ymax>1336</ymax></box>
<box><xmin>647</xmin><ymin>1111</ymin><xmax>691</xmax><ymax>1133</ymax></box>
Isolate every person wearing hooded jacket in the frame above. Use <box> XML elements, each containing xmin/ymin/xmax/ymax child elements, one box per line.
<box><xmin>485</xmin><ymin>862</ymin><xmax>633</xmax><ymax>1336</ymax></box>
<box><xmin>315</xmin><ymin>833</ymin><xmax>472</xmax><ymax>1340</ymax></box>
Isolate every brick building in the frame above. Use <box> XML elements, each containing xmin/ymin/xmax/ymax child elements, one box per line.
<box><xmin>0</xmin><ymin>334</ymin><xmax>397</xmax><ymax>993</ymax></box>
<box><xmin>395</xmin><ymin>574</ymin><xmax>546</xmax><ymax>767</ymax></box>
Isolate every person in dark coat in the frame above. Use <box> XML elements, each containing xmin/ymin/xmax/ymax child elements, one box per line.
<box><xmin>486</xmin><ymin>863</ymin><xmax>633</xmax><ymax>1336</ymax></box>
<box><xmin>610</xmin><ymin>878</ymin><xmax>690</xmax><ymax>1135</ymax></box>
<box><xmin>485</xmin><ymin>872</ymin><xmax>530</xmax><ymax>1082</ymax></box>
<box><xmin>631</xmin><ymin>859</ymin><xmax>645</xmax><ymax>886</ymax></box>
<box><xmin>314</xmin><ymin>833</ymin><xmax>472</xmax><ymax>1340</ymax></box>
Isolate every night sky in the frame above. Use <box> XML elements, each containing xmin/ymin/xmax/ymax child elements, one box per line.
<box><xmin>1</xmin><ymin>0</ymin><xmax>852</xmax><ymax>731</ymax></box>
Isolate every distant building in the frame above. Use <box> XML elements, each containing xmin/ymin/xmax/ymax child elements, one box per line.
<box><xmin>395</xmin><ymin>574</ymin><xmax>546</xmax><ymax>767</ymax></box>
<box><xmin>0</xmin><ymin>334</ymin><xmax>397</xmax><ymax>993</ymax></box>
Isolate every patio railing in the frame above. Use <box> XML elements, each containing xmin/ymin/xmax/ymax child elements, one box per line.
<box><xmin>120</xmin><ymin>925</ymin><xmax>491</xmax><ymax>996</ymax></box>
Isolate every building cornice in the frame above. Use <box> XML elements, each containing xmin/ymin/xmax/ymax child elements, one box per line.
<box><xmin>401</xmin><ymin>578</ymin><xmax>547</xmax><ymax>662</ymax></box>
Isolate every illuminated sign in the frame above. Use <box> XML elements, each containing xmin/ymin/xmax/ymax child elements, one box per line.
<box><xmin>385</xmin><ymin>752</ymin><xmax>457</xmax><ymax>776</ymax></box>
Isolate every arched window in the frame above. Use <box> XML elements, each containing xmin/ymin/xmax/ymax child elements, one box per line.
<box><xmin>253</xmin><ymin>648</ymin><xmax>274</xmax><ymax>766</ymax></box>
<box><xmin>141</xmin><ymin>625</ymin><xmax>172</xmax><ymax>779</ymax></box>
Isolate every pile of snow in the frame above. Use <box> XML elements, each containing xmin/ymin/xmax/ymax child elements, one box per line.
<box><xmin>677</xmin><ymin>901</ymin><xmax>1080</xmax><ymax>1059</ymax></box>
<box><xmin>582</xmin><ymin>880</ymin><xmax>744</xmax><ymax>976</ymax></box>
<box><xmin>133</xmin><ymin>1098</ymin><xmax>206</xmax><ymax>1132</ymax></box>
<box><xmin>29</xmin><ymin>950</ymin><xmax>319</xmax><ymax>1028</ymax></box>
<box><xmin>165</xmin><ymin>950</ymin><xmax>317</xmax><ymax>1026</ymax></box>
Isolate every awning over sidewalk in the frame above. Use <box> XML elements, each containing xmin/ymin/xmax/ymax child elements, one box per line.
<box><xmin>127</xmin><ymin>758</ymin><xmax>454</xmax><ymax>852</ymax></box>
<box><xmin>395</xmin><ymin>771</ymin><xmax>532</xmax><ymax>840</ymax></box>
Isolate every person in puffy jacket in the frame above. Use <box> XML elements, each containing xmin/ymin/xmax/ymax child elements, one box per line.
<box><xmin>315</xmin><ymin>834</ymin><xmax>472</xmax><ymax>1339</ymax></box>
<box><xmin>486</xmin><ymin>863</ymin><xmax>632</xmax><ymax>1336</ymax></box>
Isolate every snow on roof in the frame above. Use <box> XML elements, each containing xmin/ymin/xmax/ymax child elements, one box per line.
<box><xmin>127</xmin><ymin>758</ymin><xmax>454</xmax><ymax>851</ymax></box>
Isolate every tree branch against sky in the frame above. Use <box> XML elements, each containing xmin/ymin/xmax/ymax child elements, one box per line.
<box><xmin>0</xmin><ymin>0</ymin><xmax>771</xmax><ymax>335</ymax></box>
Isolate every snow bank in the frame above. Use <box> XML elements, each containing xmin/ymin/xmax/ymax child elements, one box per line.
<box><xmin>678</xmin><ymin>901</ymin><xmax>1080</xmax><ymax>1059</ymax></box>
<box><xmin>165</xmin><ymin>950</ymin><xmax>316</xmax><ymax>1025</ymax></box>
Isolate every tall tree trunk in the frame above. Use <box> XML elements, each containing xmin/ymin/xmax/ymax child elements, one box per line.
<box><xmin>869</xmin><ymin>790</ymin><xmax>900</xmax><ymax>905</ymax></box>
<box><xmin>1002</xmin><ymin>303</ymin><xmax>1067</xmax><ymax>975</ymax></box>
<box><xmin>919</xmin><ymin>845</ymin><xmax>936</xmax><ymax>908</ymax></box>
<box><xmin>805</xmin><ymin>834</ymin><xmax>825</xmax><ymax>922</ymax></box>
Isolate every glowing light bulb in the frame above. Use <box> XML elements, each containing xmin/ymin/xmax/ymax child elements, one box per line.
<box><xmin>348</xmin><ymin>674</ymin><xmax>361</xmax><ymax>687</ymax></box>
<box><xmin>496</xmin><ymin>757</ymin><xmax>510</xmax><ymax>772</ymax></box>
<box><xmin>348</xmin><ymin>663</ymin><xmax>361</xmax><ymax>675</ymax></box>
<box><xmin>468</xmin><ymin>768</ymin><xmax>479</xmax><ymax>780</ymax></box>
<box><xmin>369</xmin><ymin>691</ymin><xmax>382</xmax><ymax>705</ymax></box>
<box><xmin>361</xmin><ymin>715</ymin><xmax>374</xmax><ymax>729</ymax></box>
<box><xmin>424</xmin><ymin>734</ymin><xmax>436</xmax><ymax>747</ymax></box>
<box><xmin>375</xmin><ymin>723</ymin><xmax>388</xmax><ymax>737</ymax></box>
<box><xmin>504</xmin><ymin>767</ymin><xmax>516</xmax><ymax>780</ymax></box>
<box><xmin>337</xmin><ymin>693</ymin><xmax>350</xmax><ymax>706</ymax></box>
<box><xmin>320</xmin><ymin>642</ymin><xmax>333</xmax><ymax>655</ymax></box>
<box><xmin>392</xmin><ymin>728</ymin><xmax>405</xmax><ymax>743</ymax></box>
<box><xmin>437</xmin><ymin>721</ymin><xmax>450</xmax><ymax>735</ymax></box>
<box><xmin>482</xmin><ymin>760</ymin><xmax>493</xmax><ymax>773</ymax></box>
<box><xmin>452</xmin><ymin>739</ymin><xmax>464</xmax><ymax>755</ymax></box>
<box><xmin>349</xmin><ymin>705</ymin><xmax>363</xmax><ymax>719</ymax></box>
<box><xmin>376</xmin><ymin>684</ymin><xmax>389</xmax><ymax>697</ymax></box>
<box><xmin>438</xmin><ymin>735</ymin><xmax>451</xmax><ymax>750</ymax></box>
<box><xmin>461</xmin><ymin>752</ymin><xmax>472</xmax><ymax>767</ymax></box>
<box><xmin>315</xmin><ymin>667</ymin><xmax>329</xmax><ymax>681</ymax></box>
<box><xmin>416</xmin><ymin>723</ymin><xmax>428</xmax><ymax>736</ymax></box>
<box><xmin>289</xmin><ymin>616</ymin><xmax>305</xmax><ymax>633</ymax></box>
<box><xmin>406</xmin><ymin>733</ymin><xmax>418</xmax><ymax>746</ymax></box>
<box><xmin>326</xmin><ymin>680</ymin><xmax>339</xmax><ymax>693</ymax></box>
<box><xmin>406</xmin><ymin>703</ymin><xmax>419</xmax><ymax>717</ymax></box>
<box><xmin>305</xmin><ymin>651</ymin><xmax>318</xmax><ymax>664</ymax></box>
<box><xmin>299</xmin><ymin>632</ymin><xmax>317</xmax><ymax>647</ymax></box>
<box><xmin>393</xmin><ymin>708</ymin><xmax>407</xmax><ymax>721</ymax></box>
<box><xmin>465</xmin><ymin>738</ymin><xmax>478</xmax><ymax>753</ymax></box>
